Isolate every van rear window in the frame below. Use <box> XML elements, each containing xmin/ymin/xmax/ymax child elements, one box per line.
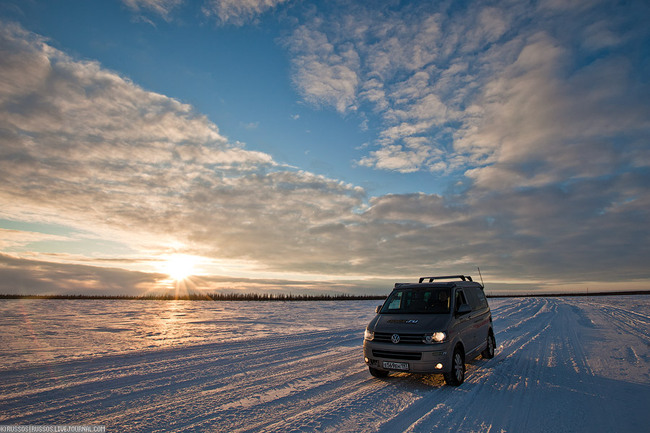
<box><xmin>381</xmin><ymin>288</ymin><xmax>451</xmax><ymax>314</ymax></box>
<box><xmin>464</xmin><ymin>287</ymin><xmax>488</xmax><ymax>310</ymax></box>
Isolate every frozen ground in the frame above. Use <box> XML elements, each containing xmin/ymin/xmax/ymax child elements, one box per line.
<box><xmin>1</xmin><ymin>296</ymin><xmax>649</xmax><ymax>432</ymax></box>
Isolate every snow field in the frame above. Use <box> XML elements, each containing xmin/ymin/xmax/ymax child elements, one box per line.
<box><xmin>1</xmin><ymin>296</ymin><xmax>649</xmax><ymax>432</ymax></box>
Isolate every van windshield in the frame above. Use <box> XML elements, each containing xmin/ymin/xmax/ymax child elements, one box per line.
<box><xmin>380</xmin><ymin>288</ymin><xmax>451</xmax><ymax>314</ymax></box>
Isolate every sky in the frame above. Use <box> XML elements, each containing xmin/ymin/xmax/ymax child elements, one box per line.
<box><xmin>0</xmin><ymin>0</ymin><xmax>649</xmax><ymax>296</ymax></box>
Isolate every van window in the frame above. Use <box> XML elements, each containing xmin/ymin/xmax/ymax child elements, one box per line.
<box><xmin>475</xmin><ymin>288</ymin><xmax>488</xmax><ymax>309</ymax></box>
<box><xmin>464</xmin><ymin>287</ymin><xmax>488</xmax><ymax>311</ymax></box>
<box><xmin>381</xmin><ymin>288</ymin><xmax>451</xmax><ymax>314</ymax></box>
<box><xmin>464</xmin><ymin>288</ymin><xmax>479</xmax><ymax>310</ymax></box>
<box><xmin>455</xmin><ymin>290</ymin><xmax>468</xmax><ymax>312</ymax></box>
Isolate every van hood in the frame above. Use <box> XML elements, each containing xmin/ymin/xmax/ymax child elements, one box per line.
<box><xmin>369</xmin><ymin>314</ymin><xmax>450</xmax><ymax>333</ymax></box>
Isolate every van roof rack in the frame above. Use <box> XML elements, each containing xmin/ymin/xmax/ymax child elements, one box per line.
<box><xmin>418</xmin><ymin>275</ymin><xmax>473</xmax><ymax>283</ymax></box>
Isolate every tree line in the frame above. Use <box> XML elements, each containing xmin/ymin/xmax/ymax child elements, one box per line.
<box><xmin>0</xmin><ymin>293</ymin><xmax>388</xmax><ymax>301</ymax></box>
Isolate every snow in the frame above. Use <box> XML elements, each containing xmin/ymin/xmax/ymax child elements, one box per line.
<box><xmin>1</xmin><ymin>296</ymin><xmax>649</xmax><ymax>432</ymax></box>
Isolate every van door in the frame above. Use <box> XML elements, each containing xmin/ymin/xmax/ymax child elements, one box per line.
<box><xmin>464</xmin><ymin>287</ymin><xmax>490</xmax><ymax>352</ymax></box>
<box><xmin>453</xmin><ymin>289</ymin><xmax>474</xmax><ymax>351</ymax></box>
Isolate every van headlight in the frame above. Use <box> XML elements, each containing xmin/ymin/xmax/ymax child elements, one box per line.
<box><xmin>364</xmin><ymin>329</ymin><xmax>374</xmax><ymax>341</ymax></box>
<box><xmin>423</xmin><ymin>332</ymin><xmax>446</xmax><ymax>344</ymax></box>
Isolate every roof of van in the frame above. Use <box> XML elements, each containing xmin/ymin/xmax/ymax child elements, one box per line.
<box><xmin>393</xmin><ymin>275</ymin><xmax>483</xmax><ymax>290</ymax></box>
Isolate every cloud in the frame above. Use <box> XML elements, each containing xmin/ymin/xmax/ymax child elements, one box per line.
<box><xmin>0</xmin><ymin>22</ymin><xmax>366</xmax><ymax>276</ymax></box>
<box><xmin>0</xmin><ymin>253</ymin><xmax>163</xmax><ymax>295</ymax></box>
<box><xmin>203</xmin><ymin>0</ymin><xmax>290</xmax><ymax>26</ymax></box>
<box><xmin>0</xmin><ymin>252</ymin><xmax>399</xmax><ymax>296</ymax></box>
<box><xmin>278</xmin><ymin>0</ymin><xmax>649</xmax><ymax>287</ymax></box>
<box><xmin>284</xmin><ymin>1</ymin><xmax>496</xmax><ymax>172</ymax></box>
<box><xmin>240</xmin><ymin>121</ymin><xmax>260</xmax><ymax>130</ymax></box>
<box><xmin>121</xmin><ymin>0</ymin><xmax>291</xmax><ymax>25</ymax></box>
<box><xmin>459</xmin><ymin>31</ymin><xmax>650</xmax><ymax>191</ymax></box>
<box><xmin>1</xmin><ymin>16</ymin><xmax>648</xmax><ymax>295</ymax></box>
<box><xmin>0</xmin><ymin>229</ymin><xmax>69</xmax><ymax>250</ymax></box>
<box><xmin>358</xmin><ymin>143</ymin><xmax>431</xmax><ymax>173</ymax></box>
<box><xmin>122</xmin><ymin>0</ymin><xmax>184</xmax><ymax>21</ymax></box>
<box><xmin>285</xmin><ymin>0</ymin><xmax>650</xmax><ymax>178</ymax></box>
<box><xmin>0</xmin><ymin>23</ymin><xmax>276</xmax><ymax>199</ymax></box>
<box><xmin>286</xmin><ymin>23</ymin><xmax>360</xmax><ymax>114</ymax></box>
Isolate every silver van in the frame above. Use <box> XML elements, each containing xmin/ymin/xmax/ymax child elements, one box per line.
<box><xmin>363</xmin><ymin>275</ymin><xmax>495</xmax><ymax>386</ymax></box>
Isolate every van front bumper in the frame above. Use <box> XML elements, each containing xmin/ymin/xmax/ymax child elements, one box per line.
<box><xmin>363</xmin><ymin>341</ymin><xmax>451</xmax><ymax>374</ymax></box>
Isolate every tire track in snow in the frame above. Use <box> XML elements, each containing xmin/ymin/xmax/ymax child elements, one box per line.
<box><xmin>2</xmin><ymin>298</ymin><xmax>649</xmax><ymax>432</ymax></box>
<box><xmin>376</xmin><ymin>297</ymin><xmax>647</xmax><ymax>433</ymax></box>
<box><xmin>375</xmin><ymin>298</ymin><xmax>558</xmax><ymax>433</ymax></box>
<box><xmin>1</xmin><ymin>331</ymin><xmax>363</xmax><ymax>427</ymax></box>
<box><xmin>170</xmin><ymin>348</ymin><xmax>371</xmax><ymax>431</ymax></box>
<box><xmin>598</xmin><ymin>305</ymin><xmax>650</xmax><ymax>341</ymax></box>
<box><xmin>566</xmin><ymin>297</ymin><xmax>650</xmax><ymax>385</ymax></box>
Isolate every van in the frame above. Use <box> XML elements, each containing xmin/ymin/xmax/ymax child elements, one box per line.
<box><xmin>363</xmin><ymin>275</ymin><xmax>495</xmax><ymax>386</ymax></box>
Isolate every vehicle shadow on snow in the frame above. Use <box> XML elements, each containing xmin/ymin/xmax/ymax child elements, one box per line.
<box><xmin>374</xmin><ymin>371</ymin><xmax>447</xmax><ymax>389</ymax></box>
<box><xmin>368</xmin><ymin>353</ymin><xmax>494</xmax><ymax>389</ymax></box>
<box><xmin>367</xmin><ymin>358</ymin><xmax>494</xmax><ymax>433</ymax></box>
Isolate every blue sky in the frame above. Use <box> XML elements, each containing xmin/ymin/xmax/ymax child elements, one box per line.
<box><xmin>0</xmin><ymin>0</ymin><xmax>649</xmax><ymax>295</ymax></box>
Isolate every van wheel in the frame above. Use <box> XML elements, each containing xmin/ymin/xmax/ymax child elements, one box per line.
<box><xmin>444</xmin><ymin>348</ymin><xmax>465</xmax><ymax>386</ymax></box>
<box><xmin>369</xmin><ymin>367</ymin><xmax>389</xmax><ymax>378</ymax></box>
<box><xmin>482</xmin><ymin>331</ymin><xmax>496</xmax><ymax>359</ymax></box>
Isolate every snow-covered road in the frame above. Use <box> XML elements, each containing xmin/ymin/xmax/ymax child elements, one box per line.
<box><xmin>1</xmin><ymin>296</ymin><xmax>649</xmax><ymax>432</ymax></box>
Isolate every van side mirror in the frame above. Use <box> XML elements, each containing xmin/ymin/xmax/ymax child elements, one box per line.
<box><xmin>456</xmin><ymin>304</ymin><xmax>471</xmax><ymax>315</ymax></box>
<box><xmin>375</xmin><ymin>306</ymin><xmax>382</xmax><ymax>313</ymax></box>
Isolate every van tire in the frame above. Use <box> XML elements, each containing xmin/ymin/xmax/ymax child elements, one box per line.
<box><xmin>482</xmin><ymin>331</ymin><xmax>496</xmax><ymax>359</ymax></box>
<box><xmin>369</xmin><ymin>367</ymin><xmax>389</xmax><ymax>378</ymax></box>
<box><xmin>444</xmin><ymin>348</ymin><xmax>465</xmax><ymax>386</ymax></box>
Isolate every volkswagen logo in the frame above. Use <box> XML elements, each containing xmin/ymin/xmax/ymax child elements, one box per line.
<box><xmin>391</xmin><ymin>334</ymin><xmax>400</xmax><ymax>344</ymax></box>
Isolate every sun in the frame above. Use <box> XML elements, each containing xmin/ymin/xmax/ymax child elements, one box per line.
<box><xmin>164</xmin><ymin>254</ymin><xmax>198</xmax><ymax>281</ymax></box>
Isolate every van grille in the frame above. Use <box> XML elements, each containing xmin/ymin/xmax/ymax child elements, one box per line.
<box><xmin>374</xmin><ymin>332</ymin><xmax>424</xmax><ymax>344</ymax></box>
<box><xmin>372</xmin><ymin>350</ymin><xmax>422</xmax><ymax>360</ymax></box>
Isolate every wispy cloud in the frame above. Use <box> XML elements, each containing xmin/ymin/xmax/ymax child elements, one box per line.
<box><xmin>0</xmin><ymin>229</ymin><xmax>69</xmax><ymax>250</ymax></box>
<box><xmin>121</xmin><ymin>0</ymin><xmax>290</xmax><ymax>25</ymax></box>
<box><xmin>240</xmin><ymin>121</ymin><xmax>260</xmax><ymax>130</ymax></box>
<box><xmin>203</xmin><ymin>0</ymin><xmax>291</xmax><ymax>26</ymax></box>
<box><xmin>122</xmin><ymin>0</ymin><xmax>184</xmax><ymax>21</ymax></box>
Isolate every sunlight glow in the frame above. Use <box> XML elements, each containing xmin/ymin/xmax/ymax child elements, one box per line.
<box><xmin>164</xmin><ymin>254</ymin><xmax>198</xmax><ymax>281</ymax></box>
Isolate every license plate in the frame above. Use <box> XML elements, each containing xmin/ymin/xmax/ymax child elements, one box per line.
<box><xmin>383</xmin><ymin>361</ymin><xmax>409</xmax><ymax>371</ymax></box>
